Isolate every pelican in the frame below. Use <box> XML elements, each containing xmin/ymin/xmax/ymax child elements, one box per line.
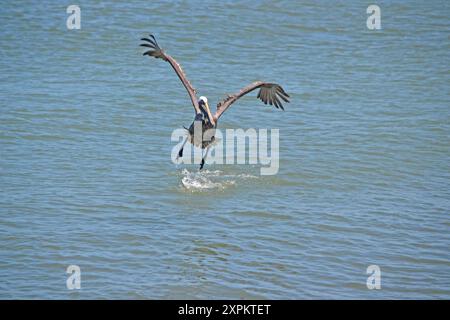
<box><xmin>140</xmin><ymin>34</ymin><xmax>290</xmax><ymax>170</ymax></box>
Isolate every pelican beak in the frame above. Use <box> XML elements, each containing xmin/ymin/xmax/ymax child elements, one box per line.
<box><xmin>204</xmin><ymin>100</ymin><xmax>215</xmax><ymax>126</ymax></box>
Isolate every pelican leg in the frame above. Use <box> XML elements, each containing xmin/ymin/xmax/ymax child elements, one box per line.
<box><xmin>177</xmin><ymin>137</ymin><xmax>188</xmax><ymax>160</ymax></box>
<box><xmin>199</xmin><ymin>145</ymin><xmax>212</xmax><ymax>170</ymax></box>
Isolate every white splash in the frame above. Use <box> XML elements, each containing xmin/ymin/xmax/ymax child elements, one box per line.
<box><xmin>180</xmin><ymin>168</ymin><xmax>257</xmax><ymax>191</ymax></box>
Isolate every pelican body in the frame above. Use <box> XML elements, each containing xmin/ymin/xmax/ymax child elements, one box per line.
<box><xmin>186</xmin><ymin>96</ymin><xmax>216</xmax><ymax>149</ymax></box>
<box><xmin>140</xmin><ymin>34</ymin><xmax>290</xmax><ymax>169</ymax></box>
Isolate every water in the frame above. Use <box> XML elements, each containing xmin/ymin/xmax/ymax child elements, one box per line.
<box><xmin>0</xmin><ymin>0</ymin><xmax>449</xmax><ymax>299</ymax></box>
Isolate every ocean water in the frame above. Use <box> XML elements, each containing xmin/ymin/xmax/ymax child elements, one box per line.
<box><xmin>0</xmin><ymin>0</ymin><xmax>449</xmax><ymax>299</ymax></box>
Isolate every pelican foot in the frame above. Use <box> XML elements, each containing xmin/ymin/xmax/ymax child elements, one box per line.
<box><xmin>199</xmin><ymin>158</ymin><xmax>205</xmax><ymax>170</ymax></box>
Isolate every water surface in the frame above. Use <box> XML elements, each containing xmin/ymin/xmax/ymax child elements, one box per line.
<box><xmin>0</xmin><ymin>0</ymin><xmax>449</xmax><ymax>299</ymax></box>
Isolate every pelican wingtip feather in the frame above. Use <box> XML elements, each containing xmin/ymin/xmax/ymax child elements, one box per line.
<box><xmin>140</xmin><ymin>34</ymin><xmax>165</xmax><ymax>58</ymax></box>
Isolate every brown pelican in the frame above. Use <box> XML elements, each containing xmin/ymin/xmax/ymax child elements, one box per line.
<box><xmin>140</xmin><ymin>34</ymin><xmax>290</xmax><ymax>170</ymax></box>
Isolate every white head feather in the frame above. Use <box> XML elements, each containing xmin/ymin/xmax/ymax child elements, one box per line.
<box><xmin>199</xmin><ymin>96</ymin><xmax>208</xmax><ymax>104</ymax></box>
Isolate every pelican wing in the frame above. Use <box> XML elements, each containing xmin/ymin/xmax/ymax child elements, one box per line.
<box><xmin>214</xmin><ymin>81</ymin><xmax>290</xmax><ymax>120</ymax></box>
<box><xmin>140</xmin><ymin>34</ymin><xmax>200</xmax><ymax>114</ymax></box>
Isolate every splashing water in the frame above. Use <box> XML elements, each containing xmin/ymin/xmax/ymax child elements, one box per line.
<box><xmin>180</xmin><ymin>168</ymin><xmax>257</xmax><ymax>191</ymax></box>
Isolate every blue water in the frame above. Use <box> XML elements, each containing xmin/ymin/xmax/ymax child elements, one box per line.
<box><xmin>0</xmin><ymin>0</ymin><xmax>449</xmax><ymax>299</ymax></box>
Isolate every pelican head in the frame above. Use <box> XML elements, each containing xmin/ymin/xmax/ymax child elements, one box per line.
<box><xmin>198</xmin><ymin>96</ymin><xmax>215</xmax><ymax>125</ymax></box>
<box><xmin>198</xmin><ymin>96</ymin><xmax>208</xmax><ymax>105</ymax></box>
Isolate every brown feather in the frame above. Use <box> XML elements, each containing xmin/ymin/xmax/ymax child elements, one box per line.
<box><xmin>214</xmin><ymin>81</ymin><xmax>290</xmax><ymax>119</ymax></box>
<box><xmin>140</xmin><ymin>34</ymin><xmax>200</xmax><ymax>114</ymax></box>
